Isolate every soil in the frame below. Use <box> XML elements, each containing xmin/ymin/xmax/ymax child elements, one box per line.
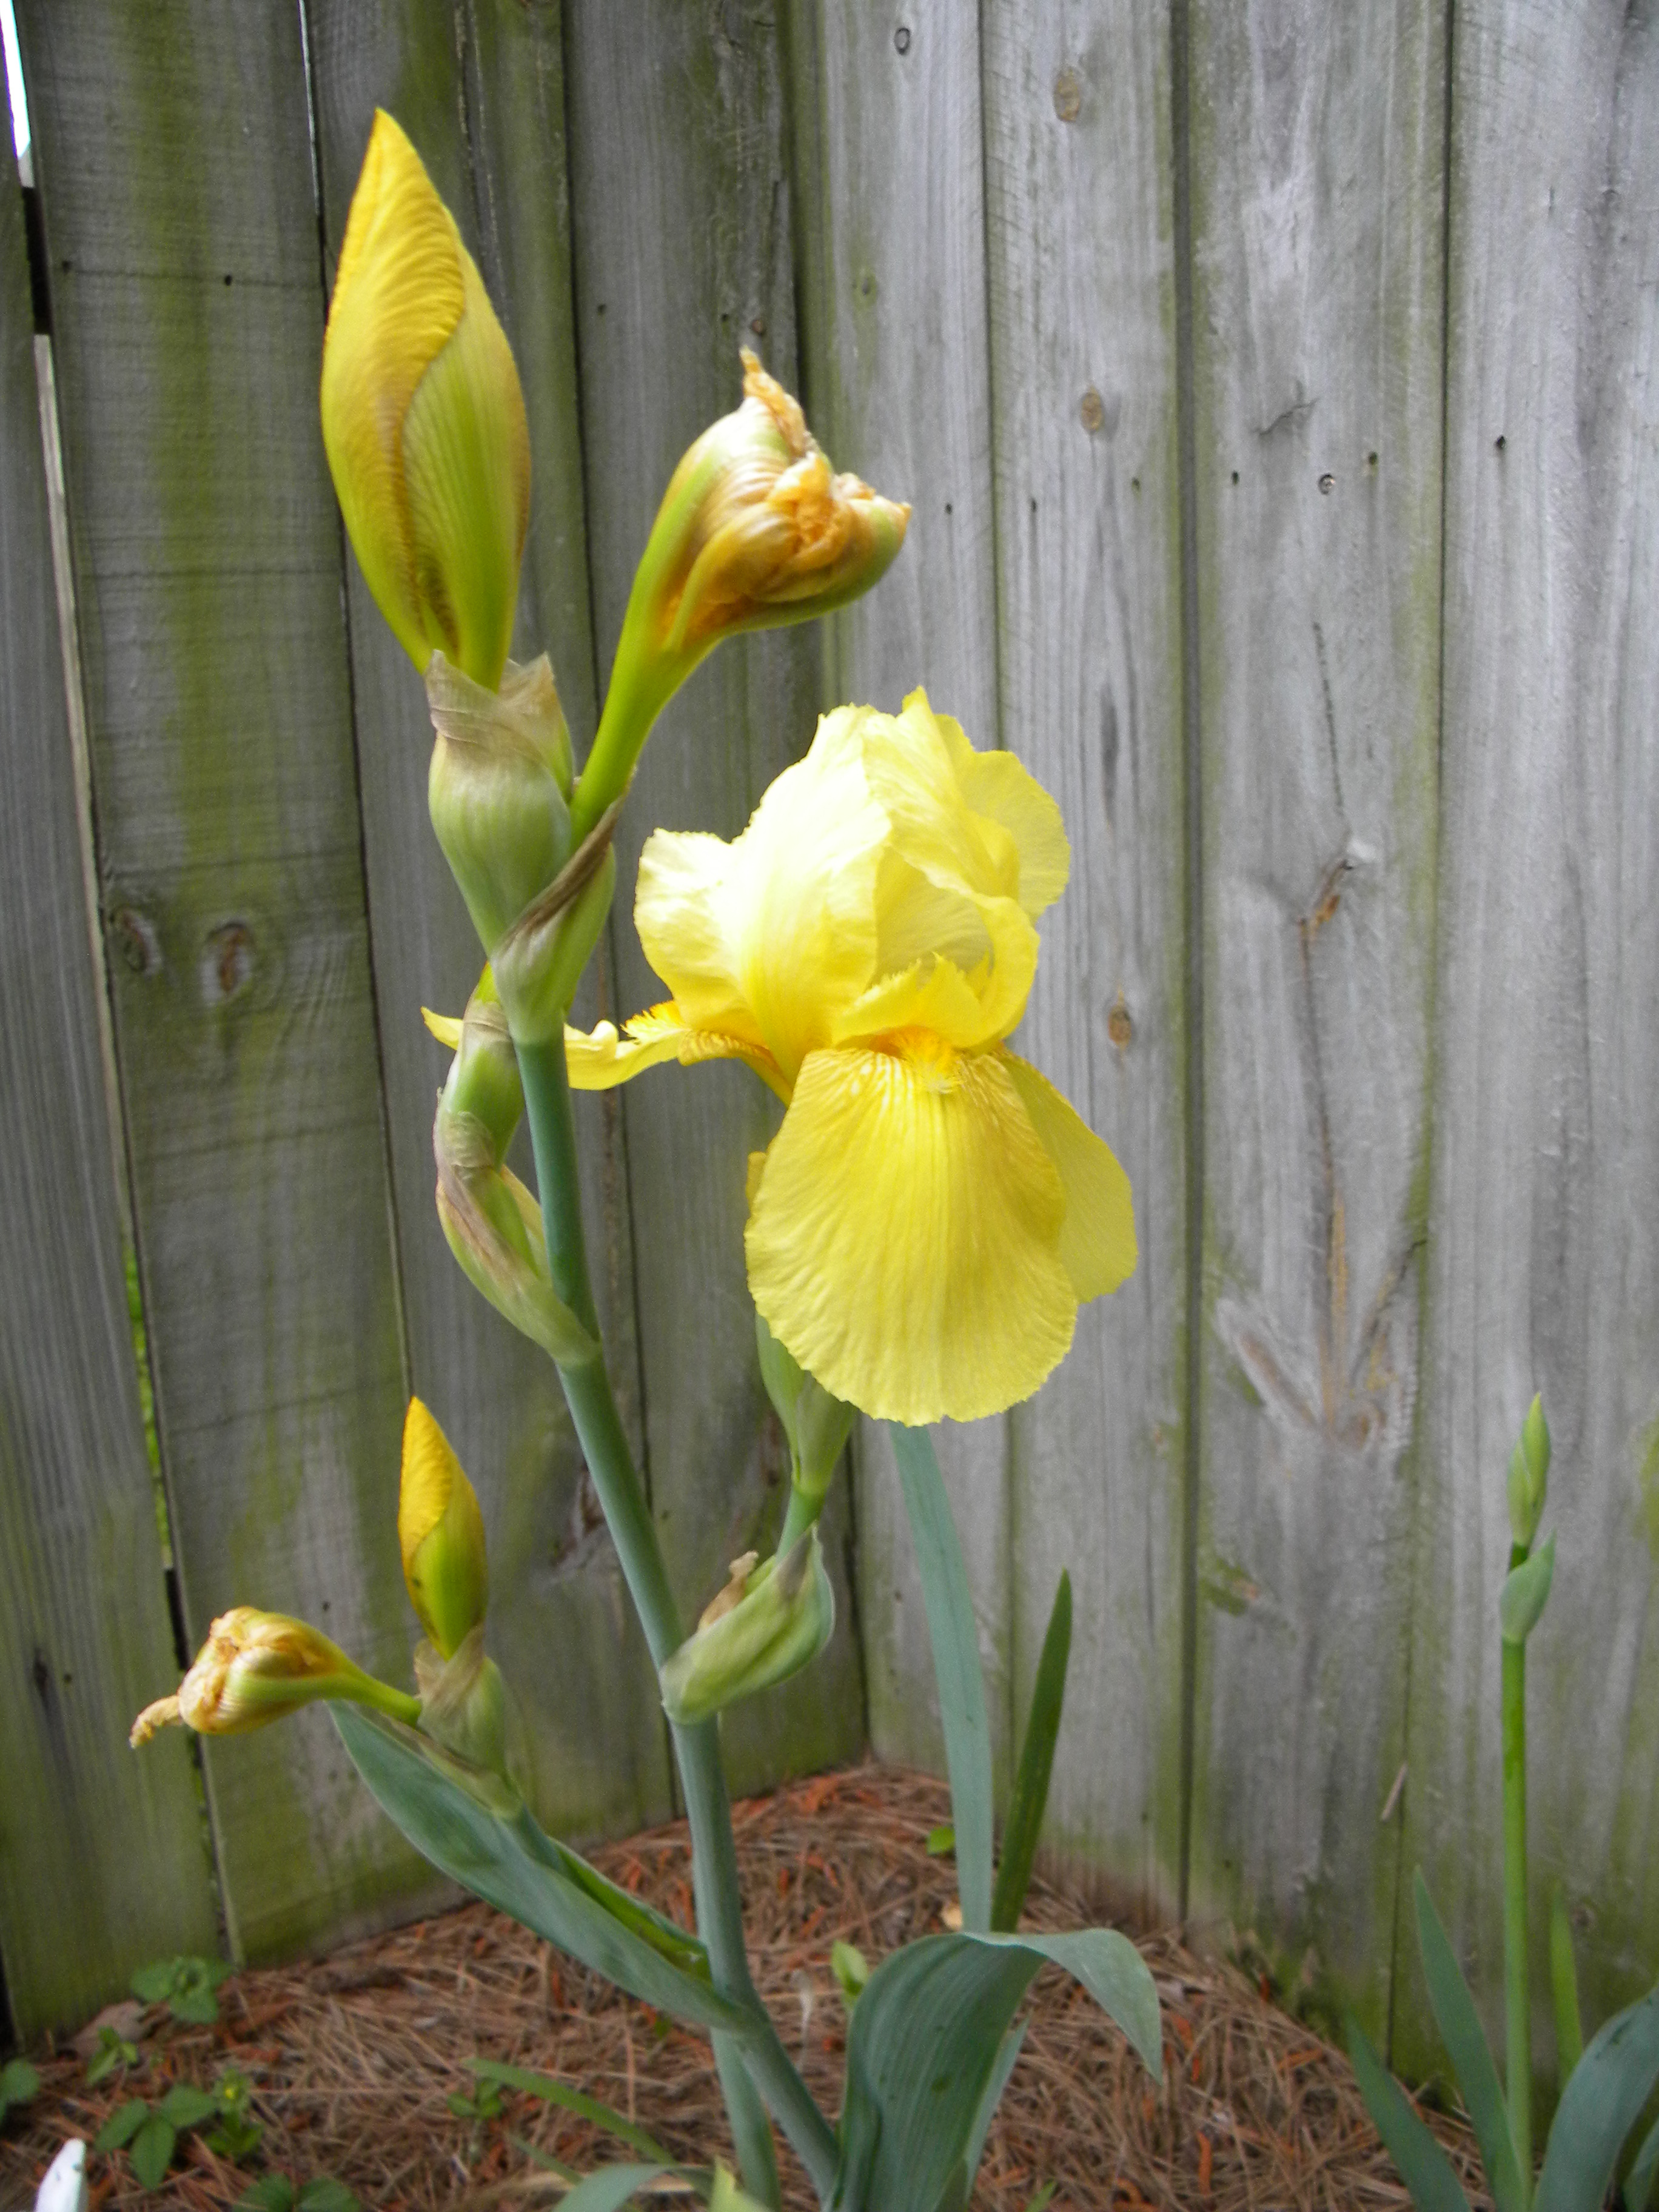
<box><xmin>0</xmin><ymin>1764</ymin><xmax>1487</xmax><ymax>2211</ymax></box>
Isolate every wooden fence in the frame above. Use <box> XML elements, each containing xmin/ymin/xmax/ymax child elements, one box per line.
<box><xmin>1</xmin><ymin>0</ymin><xmax>1654</xmax><ymax>2104</ymax></box>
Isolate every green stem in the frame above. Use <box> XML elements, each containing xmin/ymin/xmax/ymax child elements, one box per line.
<box><xmin>1502</xmin><ymin>1544</ymin><xmax>1532</xmax><ymax>2199</ymax></box>
<box><xmin>515</xmin><ymin>1037</ymin><xmax>836</xmax><ymax>2205</ymax></box>
<box><xmin>337</xmin><ymin>1678</ymin><xmax>424</xmax><ymax>1729</ymax></box>
<box><xmin>777</xmin><ymin>1477</ymin><xmax>824</xmax><ymax>1558</ymax></box>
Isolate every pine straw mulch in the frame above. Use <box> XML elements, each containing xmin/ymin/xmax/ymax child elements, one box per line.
<box><xmin>0</xmin><ymin>1764</ymin><xmax>1489</xmax><ymax>2212</ymax></box>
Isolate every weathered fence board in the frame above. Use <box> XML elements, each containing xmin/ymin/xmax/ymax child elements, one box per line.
<box><xmin>304</xmin><ymin>0</ymin><xmax>670</xmax><ymax>1846</ymax></box>
<box><xmin>15</xmin><ymin>0</ymin><xmax>440</xmax><ymax>1961</ymax></box>
<box><xmin>788</xmin><ymin>0</ymin><xmax>1019</xmax><ymax>1797</ymax></box>
<box><xmin>980</xmin><ymin>0</ymin><xmax>1188</xmax><ymax>1920</ymax></box>
<box><xmin>1181</xmin><ymin>0</ymin><xmax>1446</xmax><ymax>2030</ymax></box>
<box><xmin>563</xmin><ymin>0</ymin><xmax>863</xmax><ymax>1798</ymax></box>
<box><xmin>5</xmin><ymin>0</ymin><xmax>1659</xmax><ymax>2061</ymax></box>
<box><xmin>1402</xmin><ymin>0</ymin><xmax>1659</xmax><ymax>2080</ymax></box>
<box><xmin>0</xmin><ymin>147</ymin><xmax>221</xmax><ymax>2040</ymax></box>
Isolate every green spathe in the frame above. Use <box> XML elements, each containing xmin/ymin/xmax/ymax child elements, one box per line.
<box><xmin>1507</xmin><ymin>1393</ymin><xmax>1551</xmax><ymax>1550</ymax></box>
<box><xmin>426</xmin><ymin>652</ymin><xmax>574</xmax><ymax>956</ymax></box>
<box><xmin>658</xmin><ymin>1529</ymin><xmax>834</xmax><ymax>1726</ymax></box>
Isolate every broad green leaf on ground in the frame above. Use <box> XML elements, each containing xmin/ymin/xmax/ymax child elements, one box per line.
<box><xmin>1346</xmin><ymin>2014</ymin><xmax>1472</xmax><ymax>2212</ymax></box>
<box><xmin>0</xmin><ymin>2057</ymin><xmax>38</xmax><ymax>2122</ymax></box>
<box><xmin>129</xmin><ymin>2116</ymin><xmax>176</xmax><ymax>2190</ymax></box>
<box><xmin>1535</xmin><ymin>1982</ymin><xmax>1659</xmax><ymax>2212</ymax></box>
<box><xmin>334</xmin><ymin>1706</ymin><xmax>749</xmax><ymax>2038</ymax></box>
<box><xmin>94</xmin><ymin>2101</ymin><xmax>149</xmax><ymax>2153</ymax></box>
<box><xmin>890</xmin><ymin>1424</ymin><xmax>993</xmax><ymax>1932</ymax></box>
<box><xmin>833</xmin><ymin>1925</ymin><xmax>1159</xmax><ymax>2212</ymax></box>
<box><xmin>1413</xmin><ymin>1874</ymin><xmax>1526</xmax><ymax>2212</ymax></box>
<box><xmin>991</xmin><ymin>1569</ymin><xmax>1072</xmax><ymax>1934</ymax></box>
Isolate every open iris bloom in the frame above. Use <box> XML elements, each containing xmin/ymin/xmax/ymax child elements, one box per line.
<box><xmin>130</xmin><ymin>110</ymin><xmax>1161</xmax><ymax>2211</ymax></box>
<box><xmin>565</xmin><ymin>687</ymin><xmax>1136</xmax><ymax>1427</ymax></box>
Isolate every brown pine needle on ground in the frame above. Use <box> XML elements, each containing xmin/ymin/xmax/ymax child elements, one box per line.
<box><xmin>0</xmin><ymin>1766</ymin><xmax>1486</xmax><ymax>2211</ymax></box>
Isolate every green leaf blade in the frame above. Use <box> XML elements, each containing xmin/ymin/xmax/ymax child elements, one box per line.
<box><xmin>1623</xmin><ymin>2111</ymin><xmax>1659</xmax><ymax>2212</ymax></box>
<box><xmin>991</xmin><ymin>1569</ymin><xmax>1073</xmax><ymax>1934</ymax></box>
<box><xmin>890</xmin><ymin>1424</ymin><xmax>994</xmax><ymax>1933</ymax></box>
<box><xmin>833</xmin><ymin>1923</ymin><xmax>1160</xmax><ymax>2212</ymax></box>
<box><xmin>1413</xmin><ymin>1873</ymin><xmax>1527</xmax><ymax>2212</ymax></box>
<box><xmin>558</xmin><ymin>2164</ymin><xmax>678</xmax><ymax>2211</ymax></box>
<box><xmin>331</xmin><ymin>1706</ymin><xmax>747</xmax><ymax>2039</ymax></box>
<box><xmin>1346</xmin><ymin>2014</ymin><xmax>1473</xmax><ymax>2212</ymax></box>
<box><xmin>95</xmin><ymin>2099</ymin><xmax>150</xmax><ymax>2152</ymax></box>
<box><xmin>468</xmin><ymin>2060</ymin><xmax>677</xmax><ymax>2167</ymax></box>
<box><xmin>1535</xmin><ymin>1981</ymin><xmax>1659</xmax><ymax>2212</ymax></box>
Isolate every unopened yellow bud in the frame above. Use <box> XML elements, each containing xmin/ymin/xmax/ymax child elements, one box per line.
<box><xmin>321</xmin><ymin>110</ymin><xmax>530</xmax><ymax>691</ymax></box>
<box><xmin>130</xmin><ymin>1609</ymin><xmax>418</xmax><ymax>1746</ymax></box>
<box><xmin>573</xmin><ymin>350</ymin><xmax>909</xmax><ymax>837</ymax></box>
<box><xmin>399</xmin><ymin>1399</ymin><xmax>489</xmax><ymax>1660</ymax></box>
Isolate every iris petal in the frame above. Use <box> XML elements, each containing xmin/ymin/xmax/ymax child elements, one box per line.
<box><xmin>745</xmin><ymin>1042</ymin><xmax>1077</xmax><ymax>1425</ymax></box>
<box><xmin>1004</xmin><ymin>1054</ymin><xmax>1138</xmax><ymax>1300</ymax></box>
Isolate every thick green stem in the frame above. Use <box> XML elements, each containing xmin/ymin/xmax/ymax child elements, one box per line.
<box><xmin>514</xmin><ymin>1037</ymin><xmax>837</xmax><ymax>2205</ymax></box>
<box><xmin>1502</xmin><ymin>1554</ymin><xmax>1532</xmax><ymax>2199</ymax></box>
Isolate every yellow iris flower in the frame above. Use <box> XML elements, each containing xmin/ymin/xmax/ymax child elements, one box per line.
<box><xmin>565</xmin><ymin>689</ymin><xmax>1136</xmax><ymax>1425</ymax></box>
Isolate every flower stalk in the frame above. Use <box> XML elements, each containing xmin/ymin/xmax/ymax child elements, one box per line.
<box><xmin>514</xmin><ymin>1035</ymin><xmax>836</xmax><ymax>2204</ymax></box>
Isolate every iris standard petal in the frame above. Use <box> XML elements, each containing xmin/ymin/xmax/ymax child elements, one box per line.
<box><xmin>745</xmin><ymin>1042</ymin><xmax>1077</xmax><ymax>1424</ymax></box>
<box><xmin>933</xmin><ymin>703</ymin><xmax>1071</xmax><ymax>916</ymax></box>
<box><xmin>1004</xmin><ymin>1054</ymin><xmax>1138</xmax><ymax>1299</ymax></box>
<box><xmin>634</xmin><ymin>831</ymin><xmax>761</xmax><ymax>1041</ymax></box>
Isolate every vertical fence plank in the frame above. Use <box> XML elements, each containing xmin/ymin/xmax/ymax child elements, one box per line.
<box><xmin>0</xmin><ymin>148</ymin><xmax>220</xmax><ymax>2038</ymax></box>
<box><xmin>1403</xmin><ymin>0</ymin><xmax>1659</xmax><ymax>2078</ymax></box>
<box><xmin>16</xmin><ymin>0</ymin><xmax>441</xmax><ymax>1962</ymax></box>
<box><xmin>980</xmin><ymin>0</ymin><xmax>1187</xmax><ymax>1917</ymax></box>
<box><xmin>1184</xmin><ymin>0</ymin><xmax>1446</xmax><ymax>2023</ymax></box>
<box><xmin>564</xmin><ymin>0</ymin><xmax>863</xmax><ymax>1797</ymax></box>
<box><xmin>788</xmin><ymin>0</ymin><xmax>1016</xmax><ymax>1794</ymax></box>
<box><xmin>304</xmin><ymin>0</ymin><xmax>669</xmax><ymax>1846</ymax></box>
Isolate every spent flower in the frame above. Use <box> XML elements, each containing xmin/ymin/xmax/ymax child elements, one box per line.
<box><xmin>574</xmin><ymin>350</ymin><xmax>910</xmax><ymax>836</ymax></box>
<box><xmin>130</xmin><ymin>1609</ymin><xmax>418</xmax><ymax>1745</ymax></box>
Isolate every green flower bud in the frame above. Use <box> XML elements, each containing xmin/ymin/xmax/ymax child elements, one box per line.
<box><xmin>426</xmin><ymin>652</ymin><xmax>574</xmax><ymax>956</ymax></box>
<box><xmin>659</xmin><ymin>1529</ymin><xmax>835</xmax><ymax>1726</ymax></box>
<box><xmin>1500</xmin><ymin>1529</ymin><xmax>1557</xmax><ymax>1646</ymax></box>
<box><xmin>1507</xmin><ymin>1392</ymin><xmax>1551</xmax><ymax>1550</ymax></box>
